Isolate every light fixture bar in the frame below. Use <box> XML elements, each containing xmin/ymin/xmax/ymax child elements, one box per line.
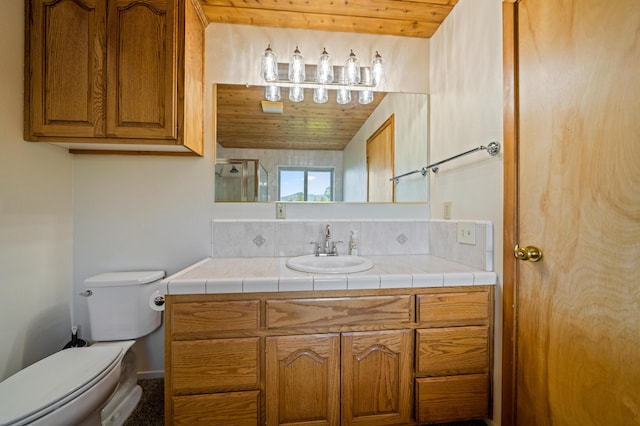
<box><xmin>266</xmin><ymin>63</ymin><xmax>378</xmax><ymax>92</ymax></box>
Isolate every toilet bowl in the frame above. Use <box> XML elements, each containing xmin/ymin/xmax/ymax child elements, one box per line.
<box><xmin>0</xmin><ymin>271</ymin><xmax>164</xmax><ymax>426</ymax></box>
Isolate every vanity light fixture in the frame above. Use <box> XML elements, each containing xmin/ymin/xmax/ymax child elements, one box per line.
<box><xmin>259</xmin><ymin>45</ymin><xmax>385</xmax><ymax>105</ymax></box>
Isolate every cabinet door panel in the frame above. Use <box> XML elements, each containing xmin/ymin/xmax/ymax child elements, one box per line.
<box><xmin>342</xmin><ymin>330</ymin><xmax>413</xmax><ymax>425</ymax></box>
<box><xmin>417</xmin><ymin>326</ymin><xmax>489</xmax><ymax>376</ymax></box>
<box><xmin>172</xmin><ymin>337</ymin><xmax>259</xmax><ymax>394</ymax></box>
<box><xmin>27</xmin><ymin>0</ymin><xmax>105</xmax><ymax>138</ymax></box>
<box><xmin>416</xmin><ymin>374</ymin><xmax>489</xmax><ymax>424</ymax></box>
<box><xmin>173</xmin><ymin>390</ymin><xmax>259</xmax><ymax>426</ymax></box>
<box><xmin>106</xmin><ymin>0</ymin><xmax>176</xmax><ymax>138</ymax></box>
<box><xmin>266</xmin><ymin>334</ymin><xmax>340</xmax><ymax>426</ymax></box>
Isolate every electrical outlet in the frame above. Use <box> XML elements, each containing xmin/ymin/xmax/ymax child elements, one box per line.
<box><xmin>456</xmin><ymin>222</ymin><xmax>476</xmax><ymax>245</ymax></box>
<box><xmin>275</xmin><ymin>203</ymin><xmax>286</xmax><ymax>219</ymax></box>
<box><xmin>443</xmin><ymin>202</ymin><xmax>452</xmax><ymax>220</ymax></box>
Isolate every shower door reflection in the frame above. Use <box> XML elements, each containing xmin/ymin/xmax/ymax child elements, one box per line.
<box><xmin>215</xmin><ymin>159</ymin><xmax>269</xmax><ymax>202</ymax></box>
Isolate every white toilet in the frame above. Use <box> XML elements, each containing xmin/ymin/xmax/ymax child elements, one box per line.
<box><xmin>0</xmin><ymin>270</ymin><xmax>164</xmax><ymax>426</ymax></box>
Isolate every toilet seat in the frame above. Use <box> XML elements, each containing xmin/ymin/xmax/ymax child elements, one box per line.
<box><xmin>0</xmin><ymin>345</ymin><xmax>123</xmax><ymax>425</ymax></box>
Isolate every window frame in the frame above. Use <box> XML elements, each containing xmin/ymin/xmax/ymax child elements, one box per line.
<box><xmin>277</xmin><ymin>166</ymin><xmax>335</xmax><ymax>202</ymax></box>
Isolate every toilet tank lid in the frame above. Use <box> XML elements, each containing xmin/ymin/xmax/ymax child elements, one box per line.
<box><xmin>84</xmin><ymin>270</ymin><xmax>165</xmax><ymax>287</ymax></box>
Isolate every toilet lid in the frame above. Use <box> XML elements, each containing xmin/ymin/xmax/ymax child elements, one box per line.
<box><xmin>0</xmin><ymin>345</ymin><xmax>122</xmax><ymax>425</ymax></box>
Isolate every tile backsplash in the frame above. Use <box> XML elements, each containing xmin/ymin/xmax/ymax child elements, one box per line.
<box><xmin>211</xmin><ymin>219</ymin><xmax>493</xmax><ymax>271</ymax></box>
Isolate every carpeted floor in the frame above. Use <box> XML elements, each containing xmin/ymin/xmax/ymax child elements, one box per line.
<box><xmin>124</xmin><ymin>378</ymin><xmax>164</xmax><ymax>425</ymax></box>
<box><xmin>123</xmin><ymin>378</ymin><xmax>486</xmax><ymax>426</ymax></box>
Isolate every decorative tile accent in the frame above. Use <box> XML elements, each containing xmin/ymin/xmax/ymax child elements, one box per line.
<box><xmin>253</xmin><ymin>235</ymin><xmax>266</xmax><ymax>247</ymax></box>
<box><xmin>396</xmin><ymin>233</ymin><xmax>408</xmax><ymax>245</ymax></box>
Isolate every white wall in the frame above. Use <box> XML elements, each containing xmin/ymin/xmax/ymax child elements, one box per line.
<box><xmin>0</xmin><ymin>0</ymin><xmax>73</xmax><ymax>381</ymax></box>
<box><xmin>343</xmin><ymin>93</ymin><xmax>429</xmax><ymax>202</ymax></box>
<box><xmin>429</xmin><ymin>0</ymin><xmax>504</xmax><ymax>423</ymax></box>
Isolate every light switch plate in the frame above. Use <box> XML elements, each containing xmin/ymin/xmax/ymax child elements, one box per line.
<box><xmin>443</xmin><ymin>201</ymin><xmax>452</xmax><ymax>219</ymax></box>
<box><xmin>456</xmin><ymin>222</ymin><xmax>476</xmax><ymax>245</ymax></box>
<box><xmin>275</xmin><ymin>202</ymin><xmax>286</xmax><ymax>219</ymax></box>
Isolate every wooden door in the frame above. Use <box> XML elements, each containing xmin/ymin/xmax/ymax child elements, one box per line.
<box><xmin>503</xmin><ymin>1</ymin><xmax>640</xmax><ymax>424</ymax></box>
<box><xmin>266</xmin><ymin>334</ymin><xmax>340</xmax><ymax>426</ymax></box>
<box><xmin>341</xmin><ymin>330</ymin><xmax>413</xmax><ymax>425</ymax></box>
<box><xmin>25</xmin><ymin>0</ymin><xmax>105</xmax><ymax>139</ymax></box>
<box><xmin>367</xmin><ymin>115</ymin><xmax>395</xmax><ymax>202</ymax></box>
<box><xmin>106</xmin><ymin>0</ymin><xmax>177</xmax><ymax>139</ymax></box>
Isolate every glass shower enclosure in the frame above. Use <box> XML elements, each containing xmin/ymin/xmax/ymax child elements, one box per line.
<box><xmin>215</xmin><ymin>159</ymin><xmax>268</xmax><ymax>202</ymax></box>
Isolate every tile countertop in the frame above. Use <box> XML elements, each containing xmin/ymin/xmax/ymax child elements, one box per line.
<box><xmin>160</xmin><ymin>255</ymin><xmax>497</xmax><ymax>295</ymax></box>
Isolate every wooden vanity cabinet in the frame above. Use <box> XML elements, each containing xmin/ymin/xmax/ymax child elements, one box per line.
<box><xmin>24</xmin><ymin>0</ymin><xmax>206</xmax><ymax>155</ymax></box>
<box><xmin>165</xmin><ymin>286</ymin><xmax>493</xmax><ymax>425</ymax></box>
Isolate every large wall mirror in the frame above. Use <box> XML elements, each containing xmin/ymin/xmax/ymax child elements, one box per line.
<box><xmin>214</xmin><ymin>84</ymin><xmax>428</xmax><ymax>203</ymax></box>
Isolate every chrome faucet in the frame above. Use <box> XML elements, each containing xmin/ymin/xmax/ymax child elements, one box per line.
<box><xmin>310</xmin><ymin>224</ymin><xmax>342</xmax><ymax>256</ymax></box>
<box><xmin>324</xmin><ymin>224</ymin><xmax>332</xmax><ymax>254</ymax></box>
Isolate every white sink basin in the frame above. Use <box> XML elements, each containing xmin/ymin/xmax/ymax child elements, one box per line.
<box><xmin>286</xmin><ymin>255</ymin><xmax>374</xmax><ymax>274</ymax></box>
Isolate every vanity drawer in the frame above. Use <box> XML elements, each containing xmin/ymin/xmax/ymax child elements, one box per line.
<box><xmin>417</xmin><ymin>290</ymin><xmax>489</xmax><ymax>327</ymax></box>
<box><xmin>171</xmin><ymin>337</ymin><xmax>260</xmax><ymax>394</ymax></box>
<box><xmin>416</xmin><ymin>326</ymin><xmax>489</xmax><ymax>376</ymax></box>
<box><xmin>172</xmin><ymin>390</ymin><xmax>259</xmax><ymax>425</ymax></box>
<box><xmin>169</xmin><ymin>300</ymin><xmax>260</xmax><ymax>335</ymax></box>
<box><xmin>416</xmin><ymin>374</ymin><xmax>489</xmax><ymax>424</ymax></box>
<box><xmin>266</xmin><ymin>295</ymin><xmax>411</xmax><ymax>329</ymax></box>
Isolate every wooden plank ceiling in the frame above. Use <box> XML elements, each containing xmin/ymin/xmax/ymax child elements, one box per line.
<box><xmin>216</xmin><ymin>84</ymin><xmax>386</xmax><ymax>151</ymax></box>
<box><xmin>206</xmin><ymin>1</ymin><xmax>457</xmax><ymax>151</ymax></box>
<box><xmin>199</xmin><ymin>0</ymin><xmax>458</xmax><ymax>38</ymax></box>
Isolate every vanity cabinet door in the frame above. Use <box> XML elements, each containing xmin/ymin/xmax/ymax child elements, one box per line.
<box><xmin>266</xmin><ymin>334</ymin><xmax>340</xmax><ymax>426</ymax></box>
<box><xmin>341</xmin><ymin>329</ymin><xmax>413</xmax><ymax>426</ymax></box>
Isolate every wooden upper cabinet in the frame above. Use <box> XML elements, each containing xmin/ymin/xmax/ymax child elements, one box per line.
<box><xmin>25</xmin><ymin>0</ymin><xmax>206</xmax><ymax>155</ymax></box>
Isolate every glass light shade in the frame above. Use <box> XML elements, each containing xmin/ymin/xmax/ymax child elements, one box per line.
<box><xmin>265</xmin><ymin>85</ymin><xmax>281</xmax><ymax>102</ymax></box>
<box><xmin>359</xmin><ymin>90</ymin><xmax>373</xmax><ymax>104</ymax></box>
<box><xmin>261</xmin><ymin>45</ymin><xmax>278</xmax><ymax>82</ymax></box>
<box><xmin>289</xmin><ymin>86</ymin><xmax>304</xmax><ymax>102</ymax></box>
<box><xmin>371</xmin><ymin>51</ymin><xmax>385</xmax><ymax>86</ymax></box>
<box><xmin>345</xmin><ymin>49</ymin><xmax>361</xmax><ymax>85</ymax></box>
<box><xmin>337</xmin><ymin>88</ymin><xmax>351</xmax><ymax>104</ymax></box>
<box><xmin>313</xmin><ymin>87</ymin><xmax>328</xmax><ymax>104</ymax></box>
<box><xmin>288</xmin><ymin>46</ymin><xmax>305</xmax><ymax>83</ymax></box>
<box><xmin>359</xmin><ymin>67</ymin><xmax>373</xmax><ymax>104</ymax></box>
<box><xmin>316</xmin><ymin>48</ymin><xmax>334</xmax><ymax>84</ymax></box>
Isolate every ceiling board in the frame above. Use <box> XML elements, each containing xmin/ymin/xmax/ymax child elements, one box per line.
<box><xmin>216</xmin><ymin>84</ymin><xmax>386</xmax><ymax>151</ymax></box>
<box><xmin>199</xmin><ymin>0</ymin><xmax>458</xmax><ymax>38</ymax></box>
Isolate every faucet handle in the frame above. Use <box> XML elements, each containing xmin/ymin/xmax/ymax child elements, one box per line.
<box><xmin>309</xmin><ymin>241</ymin><xmax>320</xmax><ymax>256</ymax></box>
<box><xmin>330</xmin><ymin>240</ymin><xmax>343</xmax><ymax>255</ymax></box>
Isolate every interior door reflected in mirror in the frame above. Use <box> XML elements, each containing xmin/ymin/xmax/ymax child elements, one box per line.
<box><xmin>214</xmin><ymin>84</ymin><xmax>429</xmax><ymax>203</ymax></box>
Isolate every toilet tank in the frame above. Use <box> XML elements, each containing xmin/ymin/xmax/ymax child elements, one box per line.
<box><xmin>84</xmin><ymin>271</ymin><xmax>165</xmax><ymax>341</ymax></box>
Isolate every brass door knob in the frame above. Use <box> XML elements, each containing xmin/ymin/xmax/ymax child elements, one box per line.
<box><xmin>514</xmin><ymin>245</ymin><xmax>543</xmax><ymax>262</ymax></box>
